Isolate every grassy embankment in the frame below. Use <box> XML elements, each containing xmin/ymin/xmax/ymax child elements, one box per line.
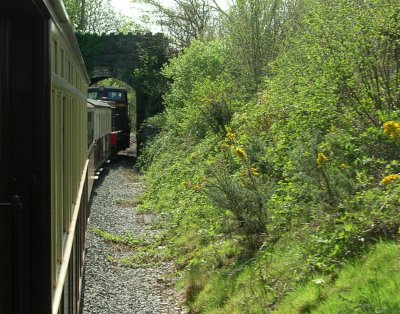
<box><xmin>133</xmin><ymin>1</ymin><xmax>400</xmax><ymax>312</ymax></box>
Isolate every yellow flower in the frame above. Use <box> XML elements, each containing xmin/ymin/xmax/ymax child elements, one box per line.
<box><xmin>192</xmin><ymin>184</ymin><xmax>202</xmax><ymax>191</ymax></box>
<box><xmin>380</xmin><ymin>174</ymin><xmax>400</xmax><ymax>186</ymax></box>
<box><xmin>226</xmin><ymin>127</ymin><xmax>236</xmax><ymax>143</ymax></box>
<box><xmin>383</xmin><ymin>121</ymin><xmax>400</xmax><ymax>139</ymax></box>
<box><xmin>235</xmin><ymin>147</ymin><xmax>247</xmax><ymax>160</ymax></box>
<box><xmin>250</xmin><ymin>167</ymin><xmax>260</xmax><ymax>176</ymax></box>
<box><xmin>339</xmin><ymin>163</ymin><xmax>346</xmax><ymax>170</ymax></box>
<box><xmin>316</xmin><ymin>153</ymin><xmax>328</xmax><ymax>167</ymax></box>
<box><xmin>240</xmin><ymin>167</ymin><xmax>259</xmax><ymax>177</ymax></box>
<box><xmin>181</xmin><ymin>181</ymin><xmax>189</xmax><ymax>188</ymax></box>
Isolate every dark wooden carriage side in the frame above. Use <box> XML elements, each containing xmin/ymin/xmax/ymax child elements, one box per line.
<box><xmin>0</xmin><ymin>1</ymin><xmax>90</xmax><ymax>313</ymax></box>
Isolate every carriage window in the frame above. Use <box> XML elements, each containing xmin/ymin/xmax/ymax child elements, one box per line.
<box><xmin>60</xmin><ymin>48</ymin><xmax>65</xmax><ymax>78</ymax></box>
<box><xmin>68</xmin><ymin>60</ymin><xmax>72</xmax><ymax>83</ymax></box>
<box><xmin>107</xmin><ymin>91</ymin><xmax>123</xmax><ymax>101</ymax></box>
<box><xmin>88</xmin><ymin>92</ymin><xmax>98</xmax><ymax>100</ymax></box>
<box><xmin>52</xmin><ymin>40</ymin><xmax>58</xmax><ymax>74</ymax></box>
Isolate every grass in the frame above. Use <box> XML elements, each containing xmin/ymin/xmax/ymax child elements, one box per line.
<box><xmin>118</xmin><ymin>245</ymin><xmax>173</xmax><ymax>268</ymax></box>
<box><xmin>184</xmin><ymin>232</ymin><xmax>308</xmax><ymax>313</ymax></box>
<box><xmin>92</xmin><ymin>227</ymin><xmax>174</xmax><ymax>268</ymax></box>
<box><xmin>114</xmin><ymin>198</ymin><xmax>141</xmax><ymax>208</ymax></box>
<box><xmin>92</xmin><ymin>227</ymin><xmax>144</xmax><ymax>246</ymax></box>
<box><xmin>180</xmin><ymin>228</ymin><xmax>400</xmax><ymax>314</ymax></box>
<box><xmin>274</xmin><ymin>241</ymin><xmax>400</xmax><ymax>313</ymax></box>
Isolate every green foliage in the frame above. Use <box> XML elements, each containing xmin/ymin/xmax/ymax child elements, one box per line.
<box><xmin>303</xmin><ymin>183</ymin><xmax>400</xmax><ymax>273</ymax></box>
<box><xmin>138</xmin><ymin>0</ymin><xmax>400</xmax><ymax>312</ymax></box>
<box><xmin>133</xmin><ymin>41</ymin><xmax>170</xmax><ymax>139</ymax></box>
<box><xmin>75</xmin><ymin>33</ymin><xmax>106</xmax><ymax>70</ymax></box>
<box><xmin>132</xmin><ymin>45</ymin><xmax>168</xmax><ymax>100</ymax></box>
<box><xmin>64</xmin><ymin>0</ymin><xmax>135</xmax><ymax>33</ymax></box>
<box><xmin>162</xmin><ymin>40</ymin><xmax>230</xmax><ymax>110</ymax></box>
<box><xmin>222</xmin><ymin>0</ymin><xmax>304</xmax><ymax>92</ymax></box>
<box><xmin>204</xmin><ymin>133</ymin><xmax>277</xmax><ymax>250</ymax></box>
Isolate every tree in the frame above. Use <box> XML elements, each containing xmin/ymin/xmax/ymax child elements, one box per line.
<box><xmin>131</xmin><ymin>0</ymin><xmax>219</xmax><ymax>48</ymax></box>
<box><xmin>63</xmin><ymin>0</ymin><xmax>135</xmax><ymax>33</ymax></box>
<box><xmin>220</xmin><ymin>0</ymin><xmax>304</xmax><ymax>93</ymax></box>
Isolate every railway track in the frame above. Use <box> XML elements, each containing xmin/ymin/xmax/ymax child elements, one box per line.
<box><xmin>81</xmin><ymin>157</ymin><xmax>186</xmax><ymax>313</ymax></box>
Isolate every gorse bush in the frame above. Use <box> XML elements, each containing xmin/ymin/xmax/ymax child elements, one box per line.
<box><xmin>204</xmin><ymin>130</ymin><xmax>277</xmax><ymax>250</ymax></box>
<box><xmin>138</xmin><ymin>0</ymin><xmax>400</xmax><ymax>311</ymax></box>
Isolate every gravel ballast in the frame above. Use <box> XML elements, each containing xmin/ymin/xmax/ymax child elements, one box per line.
<box><xmin>81</xmin><ymin>157</ymin><xmax>186</xmax><ymax>314</ymax></box>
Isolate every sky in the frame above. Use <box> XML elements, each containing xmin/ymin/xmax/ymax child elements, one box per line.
<box><xmin>111</xmin><ymin>0</ymin><xmax>178</xmax><ymax>32</ymax></box>
<box><xmin>111</xmin><ymin>0</ymin><xmax>230</xmax><ymax>32</ymax></box>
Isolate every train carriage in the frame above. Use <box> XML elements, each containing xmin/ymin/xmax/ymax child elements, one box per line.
<box><xmin>87</xmin><ymin>98</ymin><xmax>114</xmax><ymax>170</ymax></box>
<box><xmin>1</xmin><ymin>0</ymin><xmax>90</xmax><ymax>313</ymax></box>
<box><xmin>87</xmin><ymin>102</ymin><xmax>95</xmax><ymax>148</ymax></box>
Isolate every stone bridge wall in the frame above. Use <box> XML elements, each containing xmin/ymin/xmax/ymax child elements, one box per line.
<box><xmin>76</xmin><ymin>32</ymin><xmax>168</xmax><ymax>85</ymax></box>
<box><xmin>76</xmin><ymin>32</ymin><xmax>170</xmax><ymax>149</ymax></box>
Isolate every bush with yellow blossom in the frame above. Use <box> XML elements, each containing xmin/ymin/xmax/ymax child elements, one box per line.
<box><xmin>383</xmin><ymin>121</ymin><xmax>400</xmax><ymax>139</ymax></box>
<box><xmin>380</xmin><ymin>174</ymin><xmax>400</xmax><ymax>186</ymax></box>
<box><xmin>316</xmin><ymin>152</ymin><xmax>328</xmax><ymax>167</ymax></box>
<box><xmin>235</xmin><ymin>147</ymin><xmax>247</xmax><ymax>160</ymax></box>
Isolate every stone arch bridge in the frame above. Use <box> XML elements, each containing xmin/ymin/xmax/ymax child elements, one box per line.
<box><xmin>76</xmin><ymin>32</ymin><xmax>170</xmax><ymax>148</ymax></box>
